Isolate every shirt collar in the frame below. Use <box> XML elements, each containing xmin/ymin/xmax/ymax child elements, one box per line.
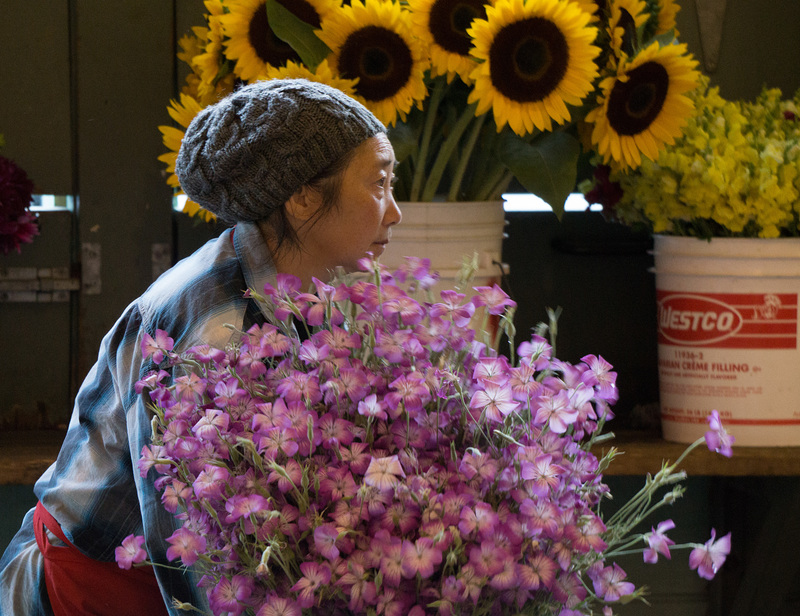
<box><xmin>233</xmin><ymin>221</ymin><xmax>277</xmax><ymax>319</ymax></box>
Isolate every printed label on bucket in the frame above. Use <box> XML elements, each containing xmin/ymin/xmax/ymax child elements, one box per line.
<box><xmin>657</xmin><ymin>290</ymin><xmax>797</xmax><ymax>349</ymax></box>
<box><xmin>656</xmin><ymin>289</ymin><xmax>800</xmax><ymax>444</ymax></box>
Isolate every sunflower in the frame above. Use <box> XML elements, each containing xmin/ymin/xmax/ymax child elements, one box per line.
<box><xmin>585</xmin><ymin>41</ymin><xmax>699</xmax><ymax>169</ymax></box>
<box><xmin>467</xmin><ymin>0</ymin><xmax>601</xmax><ymax>136</ymax></box>
<box><xmin>157</xmin><ymin>94</ymin><xmax>216</xmax><ymax>222</ymax></box>
<box><xmin>222</xmin><ymin>0</ymin><xmax>339</xmax><ymax>82</ymax></box>
<box><xmin>317</xmin><ymin>0</ymin><xmax>429</xmax><ymax>126</ymax></box>
<box><xmin>568</xmin><ymin>0</ymin><xmax>602</xmax><ymax>23</ymax></box>
<box><xmin>261</xmin><ymin>59</ymin><xmax>360</xmax><ymax>97</ymax></box>
<box><xmin>607</xmin><ymin>0</ymin><xmax>648</xmax><ymax>56</ymax></box>
<box><xmin>653</xmin><ymin>0</ymin><xmax>680</xmax><ymax>36</ymax></box>
<box><xmin>193</xmin><ymin>1</ymin><xmax>232</xmax><ymax>104</ymax></box>
<box><xmin>407</xmin><ymin>0</ymin><xmax>486</xmax><ymax>84</ymax></box>
<box><xmin>178</xmin><ymin>28</ymin><xmax>207</xmax><ymax>69</ymax></box>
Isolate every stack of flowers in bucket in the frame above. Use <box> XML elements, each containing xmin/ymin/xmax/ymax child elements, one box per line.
<box><xmin>117</xmin><ymin>256</ymin><xmax>734</xmax><ymax>615</ymax></box>
<box><xmin>583</xmin><ymin>77</ymin><xmax>800</xmax><ymax>446</ymax></box>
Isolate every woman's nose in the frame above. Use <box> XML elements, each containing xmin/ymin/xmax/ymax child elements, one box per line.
<box><xmin>386</xmin><ymin>195</ymin><xmax>402</xmax><ymax>226</ymax></box>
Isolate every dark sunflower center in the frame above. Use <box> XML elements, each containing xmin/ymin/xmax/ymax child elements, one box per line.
<box><xmin>429</xmin><ymin>0</ymin><xmax>488</xmax><ymax>56</ymax></box>
<box><xmin>248</xmin><ymin>0</ymin><xmax>321</xmax><ymax>66</ymax></box>
<box><xmin>278</xmin><ymin>0</ymin><xmax>322</xmax><ymax>27</ymax></box>
<box><xmin>339</xmin><ymin>26</ymin><xmax>413</xmax><ymax>102</ymax></box>
<box><xmin>607</xmin><ymin>61</ymin><xmax>669</xmax><ymax>135</ymax></box>
<box><xmin>488</xmin><ymin>17</ymin><xmax>569</xmax><ymax>103</ymax></box>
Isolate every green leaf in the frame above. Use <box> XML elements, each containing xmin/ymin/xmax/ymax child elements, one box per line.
<box><xmin>265</xmin><ymin>0</ymin><xmax>331</xmax><ymax>70</ymax></box>
<box><xmin>497</xmin><ymin>131</ymin><xmax>581</xmax><ymax>219</ymax></box>
<box><xmin>387</xmin><ymin>122</ymin><xmax>419</xmax><ymax>164</ymax></box>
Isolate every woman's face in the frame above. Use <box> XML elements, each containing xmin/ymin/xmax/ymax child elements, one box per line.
<box><xmin>301</xmin><ymin>133</ymin><xmax>402</xmax><ymax>275</ymax></box>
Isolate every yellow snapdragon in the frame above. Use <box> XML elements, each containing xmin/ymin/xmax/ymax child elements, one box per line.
<box><xmin>612</xmin><ymin>76</ymin><xmax>800</xmax><ymax>238</ymax></box>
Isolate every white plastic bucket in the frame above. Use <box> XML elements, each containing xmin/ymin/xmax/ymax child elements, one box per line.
<box><xmin>653</xmin><ymin>235</ymin><xmax>800</xmax><ymax>446</ymax></box>
<box><xmin>381</xmin><ymin>201</ymin><xmax>508</xmax><ymax>291</ymax></box>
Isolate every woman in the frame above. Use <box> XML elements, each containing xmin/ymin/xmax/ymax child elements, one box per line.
<box><xmin>0</xmin><ymin>79</ymin><xmax>400</xmax><ymax>615</ymax></box>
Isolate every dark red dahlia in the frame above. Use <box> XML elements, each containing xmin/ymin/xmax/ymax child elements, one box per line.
<box><xmin>0</xmin><ymin>155</ymin><xmax>39</xmax><ymax>254</ymax></box>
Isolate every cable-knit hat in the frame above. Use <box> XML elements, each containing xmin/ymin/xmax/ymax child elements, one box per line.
<box><xmin>175</xmin><ymin>79</ymin><xmax>386</xmax><ymax>222</ymax></box>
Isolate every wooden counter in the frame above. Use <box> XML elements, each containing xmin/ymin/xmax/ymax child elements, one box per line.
<box><xmin>595</xmin><ymin>430</ymin><xmax>800</xmax><ymax>476</ymax></box>
<box><xmin>2</xmin><ymin>429</ymin><xmax>800</xmax><ymax>485</ymax></box>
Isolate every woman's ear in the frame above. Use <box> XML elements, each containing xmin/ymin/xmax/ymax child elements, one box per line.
<box><xmin>285</xmin><ymin>185</ymin><xmax>323</xmax><ymax>222</ymax></box>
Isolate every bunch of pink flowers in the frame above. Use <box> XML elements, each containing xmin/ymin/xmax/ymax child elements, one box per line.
<box><xmin>0</xmin><ymin>152</ymin><xmax>39</xmax><ymax>255</ymax></box>
<box><xmin>119</xmin><ymin>257</ymin><xmax>733</xmax><ymax>616</ymax></box>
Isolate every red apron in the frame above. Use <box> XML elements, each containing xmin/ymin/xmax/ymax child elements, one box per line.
<box><xmin>33</xmin><ymin>501</ymin><xmax>169</xmax><ymax>616</ymax></box>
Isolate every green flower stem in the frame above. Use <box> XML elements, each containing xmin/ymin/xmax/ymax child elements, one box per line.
<box><xmin>447</xmin><ymin>112</ymin><xmax>487</xmax><ymax>201</ymax></box>
<box><xmin>610</xmin><ymin>541</ymin><xmax>701</xmax><ymax>558</ymax></box>
<box><xmin>410</xmin><ymin>79</ymin><xmax>447</xmax><ymax>202</ymax></box>
<box><xmin>669</xmin><ymin>436</ymin><xmax>707</xmax><ymax>470</ymax></box>
<box><xmin>477</xmin><ymin>167</ymin><xmax>513</xmax><ymax>202</ymax></box>
<box><xmin>422</xmin><ymin>101</ymin><xmax>481</xmax><ymax>202</ymax></box>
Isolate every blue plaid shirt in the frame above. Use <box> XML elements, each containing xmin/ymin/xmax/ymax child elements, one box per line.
<box><xmin>0</xmin><ymin>222</ymin><xmax>276</xmax><ymax>615</ymax></box>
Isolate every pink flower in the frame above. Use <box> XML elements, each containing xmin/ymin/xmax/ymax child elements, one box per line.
<box><xmin>192</xmin><ymin>464</ymin><xmax>230</xmax><ymax>501</ymax></box>
<box><xmin>214</xmin><ymin>378</ymin><xmax>248</xmax><ymax>408</ymax></box>
<box><xmin>317</xmin><ymin>412</ymin><xmax>355</xmax><ymax>448</ymax></box>
<box><xmin>705</xmin><ymin>410</ymin><xmax>735</xmax><ymax>458</ymax></box>
<box><xmin>256</xmin><ymin>595</ymin><xmax>302</xmax><ymax>616</ymax></box>
<box><xmin>459</xmin><ymin>450</ymin><xmax>499</xmax><ymax>485</ymax></box>
<box><xmin>291</xmin><ymin>562</ymin><xmax>332</xmax><ymax>608</ymax></box>
<box><xmin>300</xmin><ymin>278</ymin><xmax>345</xmax><ymax>326</ymax></box>
<box><xmin>471</xmin><ymin>284</ymin><xmax>517</xmax><ymax>315</ymax></box>
<box><xmin>520</xmin><ymin>552</ymin><xmax>557</xmax><ymax>591</ymax></box>
<box><xmin>364</xmin><ymin>455</ymin><xmax>406</xmax><ymax>491</ymax></box>
<box><xmin>174</xmin><ymin>372</ymin><xmax>206</xmax><ymax>401</ymax></box>
<box><xmin>165</xmin><ymin>527</ymin><xmax>206</xmax><ymax>566</ymax></box>
<box><xmin>161</xmin><ymin>480</ymin><xmax>191</xmax><ymax>513</ymax></box>
<box><xmin>276</xmin><ymin>371</ymin><xmax>322</xmax><ymax>406</ymax></box>
<box><xmin>580</xmin><ymin>354</ymin><xmax>618</xmax><ymax>402</ymax></box>
<box><xmin>401</xmin><ymin>537</ymin><xmax>443</xmax><ymax>579</ymax></box>
<box><xmin>192</xmin><ymin>408</ymin><xmax>229</xmax><ymax>441</ymax></box>
<box><xmin>298</xmin><ymin>339</ymin><xmax>330</xmax><ymax>364</ymax></box>
<box><xmin>312</xmin><ymin>326</ymin><xmax>361</xmax><ymax>358</ymax></box>
<box><xmin>517</xmin><ymin>335</ymin><xmax>552</xmax><ymax>369</ymax></box>
<box><xmin>430</xmin><ymin>290</ymin><xmax>475</xmax><ymax>327</ymax></box>
<box><xmin>268</xmin><ymin>459</ymin><xmax>303</xmax><ymax>494</ymax></box>
<box><xmin>458</xmin><ymin>502</ymin><xmax>499</xmax><ymax>540</ymax></box>
<box><xmin>186</xmin><ymin>343</ymin><xmax>227</xmax><ymax>364</ymax></box>
<box><xmin>520</xmin><ymin>454</ymin><xmax>566</xmax><ymax>497</ymax></box>
<box><xmin>225</xmin><ymin>493</ymin><xmax>270</xmax><ymax>524</ymax></box>
<box><xmin>314</xmin><ymin>523</ymin><xmax>341</xmax><ymax>560</ymax></box>
<box><xmin>468</xmin><ymin>541</ymin><xmax>510</xmax><ymax>577</ymax></box>
<box><xmin>386</xmin><ymin>373</ymin><xmax>431</xmax><ymax>416</ymax></box>
<box><xmin>469</xmin><ymin>381</ymin><xmax>520</xmax><ymax>423</ymax></box>
<box><xmin>258</xmin><ymin>427</ymin><xmax>299</xmax><ymax>459</ymax></box>
<box><xmin>376</xmin><ymin>536</ymin><xmax>405</xmax><ymax>587</ymax></box>
<box><xmin>643</xmin><ymin>519</ymin><xmax>676</xmax><ymax>563</ymax></box>
<box><xmin>209</xmin><ymin>574</ymin><xmax>254</xmax><ymax>616</ymax></box>
<box><xmin>689</xmin><ymin>529</ymin><xmax>732</xmax><ymax>580</ymax></box>
<box><xmin>590</xmin><ymin>563</ymin><xmax>635</xmax><ymax>601</ymax></box>
<box><xmin>358</xmin><ymin>393</ymin><xmax>387</xmax><ymax>420</ymax></box>
<box><xmin>534</xmin><ymin>390</ymin><xmax>579</xmax><ymax>434</ymax></box>
<box><xmin>141</xmin><ymin>329</ymin><xmax>174</xmax><ymax>364</ymax></box>
<box><xmin>382</xmin><ymin>294</ymin><xmax>425</xmax><ymax>325</ymax></box>
<box><xmin>115</xmin><ymin>534</ymin><xmax>147</xmax><ymax>569</ymax></box>
<box><xmin>319</xmin><ymin>467</ymin><xmax>358</xmax><ymax>501</ymax></box>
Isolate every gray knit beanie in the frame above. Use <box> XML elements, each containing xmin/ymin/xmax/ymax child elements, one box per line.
<box><xmin>175</xmin><ymin>79</ymin><xmax>386</xmax><ymax>222</ymax></box>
